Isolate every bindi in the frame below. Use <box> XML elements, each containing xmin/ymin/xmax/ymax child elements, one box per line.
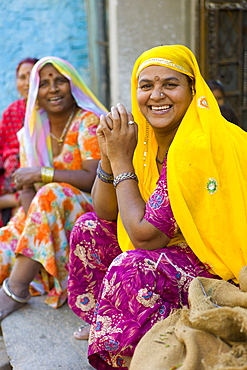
<box><xmin>48</xmin><ymin>73</ymin><xmax>53</xmax><ymax>77</ymax></box>
<box><xmin>154</xmin><ymin>76</ymin><xmax>160</xmax><ymax>81</ymax></box>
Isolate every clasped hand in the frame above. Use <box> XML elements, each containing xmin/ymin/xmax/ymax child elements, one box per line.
<box><xmin>13</xmin><ymin>167</ymin><xmax>41</xmax><ymax>190</ymax></box>
<box><xmin>97</xmin><ymin>103</ymin><xmax>138</xmax><ymax>164</ymax></box>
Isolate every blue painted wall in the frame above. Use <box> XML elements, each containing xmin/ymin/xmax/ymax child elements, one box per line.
<box><xmin>0</xmin><ymin>0</ymin><xmax>91</xmax><ymax>115</ymax></box>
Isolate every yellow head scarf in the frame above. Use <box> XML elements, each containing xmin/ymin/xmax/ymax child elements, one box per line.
<box><xmin>117</xmin><ymin>44</ymin><xmax>247</xmax><ymax>282</ymax></box>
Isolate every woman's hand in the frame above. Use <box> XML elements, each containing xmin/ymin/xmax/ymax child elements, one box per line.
<box><xmin>101</xmin><ymin>103</ymin><xmax>138</xmax><ymax>167</ymax></box>
<box><xmin>13</xmin><ymin>167</ymin><xmax>41</xmax><ymax>190</ymax></box>
<box><xmin>92</xmin><ymin>104</ymin><xmax>137</xmax><ymax>220</ymax></box>
<box><xmin>96</xmin><ymin>115</ymin><xmax>111</xmax><ymax>159</ymax></box>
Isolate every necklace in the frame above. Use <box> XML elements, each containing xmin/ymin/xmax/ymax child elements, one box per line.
<box><xmin>143</xmin><ymin>123</ymin><xmax>149</xmax><ymax>172</ymax></box>
<box><xmin>156</xmin><ymin>148</ymin><xmax>169</xmax><ymax>165</ymax></box>
<box><xmin>50</xmin><ymin>107</ymin><xmax>75</xmax><ymax>145</ymax></box>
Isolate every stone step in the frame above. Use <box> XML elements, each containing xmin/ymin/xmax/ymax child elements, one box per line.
<box><xmin>1</xmin><ymin>296</ymin><xmax>93</xmax><ymax>370</ymax></box>
<box><xmin>0</xmin><ymin>331</ymin><xmax>11</xmax><ymax>370</ymax></box>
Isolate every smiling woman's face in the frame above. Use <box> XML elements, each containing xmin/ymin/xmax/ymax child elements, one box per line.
<box><xmin>16</xmin><ymin>62</ymin><xmax>34</xmax><ymax>100</ymax></box>
<box><xmin>37</xmin><ymin>64</ymin><xmax>75</xmax><ymax>115</ymax></box>
<box><xmin>137</xmin><ymin>65</ymin><xmax>193</xmax><ymax>133</ymax></box>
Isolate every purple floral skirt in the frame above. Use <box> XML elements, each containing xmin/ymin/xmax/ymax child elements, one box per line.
<box><xmin>68</xmin><ymin>212</ymin><xmax>218</xmax><ymax>370</ymax></box>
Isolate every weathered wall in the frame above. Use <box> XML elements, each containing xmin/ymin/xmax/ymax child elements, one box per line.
<box><xmin>0</xmin><ymin>0</ymin><xmax>90</xmax><ymax>114</ymax></box>
<box><xmin>109</xmin><ymin>0</ymin><xmax>197</xmax><ymax>110</ymax></box>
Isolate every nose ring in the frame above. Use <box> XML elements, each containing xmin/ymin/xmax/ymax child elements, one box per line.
<box><xmin>160</xmin><ymin>92</ymin><xmax>165</xmax><ymax>97</ymax></box>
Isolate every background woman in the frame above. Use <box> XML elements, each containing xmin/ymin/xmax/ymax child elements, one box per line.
<box><xmin>0</xmin><ymin>58</ymin><xmax>38</xmax><ymax>226</ymax></box>
<box><xmin>207</xmin><ymin>79</ymin><xmax>239</xmax><ymax>124</ymax></box>
<box><xmin>68</xmin><ymin>44</ymin><xmax>247</xmax><ymax>369</ymax></box>
<box><xmin>0</xmin><ymin>56</ymin><xmax>107</xmax><ymax>320</ymax></box>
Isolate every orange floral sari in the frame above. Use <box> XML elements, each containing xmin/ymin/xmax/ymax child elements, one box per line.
<box><xmin>0</xmin><ymin>109</ymin><xmax>100</xmax><ymax>308</ymax></box>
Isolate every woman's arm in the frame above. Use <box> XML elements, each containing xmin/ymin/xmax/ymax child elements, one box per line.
<box><xmin>20</xmin><ymin>185</ymin><xmax>36</xmax><ymax>214</ymax></box>
<box><xmin>91</xmin><ymin>156</ymin><xmax>118</xmax><ymax>221</ymax></box>
<box><xmin>15</xmin><ymin>161</ymin><xmax>98</xmax><ymax>215</ymax></box>
<box><xmin>14</xmin><ymin>160</ymin><xmax>99</xmax><ymax>193</ymax></box>
<box><xmin>113</xmin><ymin>169</ymin><xmax>170</xmax><ymax>250</ymax></box>
<box><xmin>91</xmin><ymin>116</ymin><xmax>118</xmax><ymax>220</ymax></box>
<box><xmin>52</xmin><ymin>160</ymin><xmax>99</xmax><ymax>192</ymax></box>
<box><xmin>105</xmin><ymin>104</ymin><xmax>170</xmax><ymax>250</ymax></box>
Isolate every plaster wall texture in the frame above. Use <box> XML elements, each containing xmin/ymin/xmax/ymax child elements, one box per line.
<box><xmin>0</xmin><ymin>0</ymin><xmax>90</xmax><ymax>115</ymax></box>
<box><xmin>109</xmin><ymin>0</ymin><xmax>197</xmax><ymax>110</ymax></box>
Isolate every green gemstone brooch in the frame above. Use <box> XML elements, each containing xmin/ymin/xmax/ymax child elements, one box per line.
<box><xmin>206</xmin><ymin>178</ymin><xmax>218</xmax><ymax>194</ymax></box>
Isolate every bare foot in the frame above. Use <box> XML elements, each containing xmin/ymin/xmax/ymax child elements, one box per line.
<box><xmin>73</xmin><ymin>324</ymin><xmax>90</xmax><ymax>340</ymax></box>
<box><xmin>0</xmin><ymin>287</ymin><xmax>26</xmax><ymax>321</ymax></box>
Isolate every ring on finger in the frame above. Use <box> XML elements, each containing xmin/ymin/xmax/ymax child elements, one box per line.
<box><xmin>128</xmin><ymin>120</ymin><xmax>135</xmax><ymax>125</ymax></box>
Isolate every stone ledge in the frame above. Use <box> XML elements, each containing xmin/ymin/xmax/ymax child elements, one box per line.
<box><xmin>0</xmin><ymin>334</ymin><xmax>11</xmax><ymax>370</ymax></box>
<box><xmin>1</xmin><ymin>296</ymin><xmax>93</xmax><ymax>370</ymax></box>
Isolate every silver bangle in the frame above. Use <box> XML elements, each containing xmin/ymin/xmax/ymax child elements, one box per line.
<box><xmin>113</xmin><ymin>172</ymin><xmax>138</xmax><ymax>188</ymax></box>
<box><xmin>2</xmin><ymin>278</ymin><xmax>31</xmax><ymax>303</ymax></box>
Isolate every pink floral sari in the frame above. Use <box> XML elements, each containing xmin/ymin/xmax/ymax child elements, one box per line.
<box><xmin>68</xmin><ymin>159</ymin><xmax>218</xmax><ymax>369</ymax></box>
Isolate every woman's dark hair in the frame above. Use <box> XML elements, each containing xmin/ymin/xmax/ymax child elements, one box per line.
<box><xmin>16</xmin><ymin>58</ymin><xmax>39</xmax><ymax>75</ymax></box>
<box><xmin>207</xmin><ymin>80</ymin><xmax>225</xmax><ymax>97</ymax></box>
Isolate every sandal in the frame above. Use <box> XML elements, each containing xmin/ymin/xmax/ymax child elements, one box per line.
<box><xmin>73</xmin><ymin>323</ymin><xmax>90</xmax><ymax>340</ymax></box>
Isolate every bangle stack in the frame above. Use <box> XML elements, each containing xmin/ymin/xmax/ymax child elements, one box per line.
<box><xmin>41</xmin><ymin>167</ymin><xmax>54</xmax><ymax>183</ymax></box>
<box><xmin>97</xmin><ymin>160</ymin><xmax>114</xmax><ymax>184</ymax></box>
<box><xmin>113</xmin><ymin>172</ymin><xmax>138</xmax><ymax>188</ymax></box>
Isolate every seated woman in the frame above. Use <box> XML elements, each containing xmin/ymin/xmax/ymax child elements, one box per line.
<box><xmin>0</xmin><ymin>56</ymin><xmax>107</xmax><ymax>320</ymax></box>
<box><xmin>0</xmin><ymin>58</ymin><xmax>38</xmax><ymax>226</ymax></box>
<box><xmin>68</xmin><ymin>45</ymin><xmax>247</xmax><ymax>369</ymax></box>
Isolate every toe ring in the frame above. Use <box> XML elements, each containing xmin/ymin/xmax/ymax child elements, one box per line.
<box><xmin>78</xmin><ymin>323</ymin><xmax>89</xmax><ymax>332</ymax></box>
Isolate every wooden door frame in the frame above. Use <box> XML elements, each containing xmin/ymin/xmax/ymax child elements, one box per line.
<box><xmin>198</xmin><ymin>0</ymin><xmax>247</xmax><ymax>127</ymax></box>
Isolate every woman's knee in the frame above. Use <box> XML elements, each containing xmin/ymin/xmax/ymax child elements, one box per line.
<box><xmin>69</xmin><ymin>212</ymin><xmax>99</xmax><ymax>247</ymax></box>
<box><xmin>109</xmin><ymin>249</ymin><xmax>149</xmax><ymax>270</ymax></box>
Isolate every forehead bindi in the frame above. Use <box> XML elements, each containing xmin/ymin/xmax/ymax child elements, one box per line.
<box><xmin>39</xmin><ymin>65</ymin><xmax>61</xmax><ymax>79</ymax></box>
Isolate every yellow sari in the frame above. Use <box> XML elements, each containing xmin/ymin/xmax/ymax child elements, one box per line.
<box><xmin>118</xmin><ymin>44</ymin><xmax>247</xmax><ymax>283</ymax></box>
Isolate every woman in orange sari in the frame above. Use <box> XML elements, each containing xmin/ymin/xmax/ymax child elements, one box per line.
<box><xmin>0</xmin><ymin>56</ymin><xmax>107</xmax><ymax>320</ymax></box>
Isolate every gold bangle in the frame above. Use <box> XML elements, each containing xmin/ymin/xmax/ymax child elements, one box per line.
<box><xmin>41</xmin><ymin>167</ymin><xmax>54</xmax><ymax>183</ymax></box>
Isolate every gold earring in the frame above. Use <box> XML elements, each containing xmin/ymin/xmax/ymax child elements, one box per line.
<box><xmin>191</xmin><ymin>86</ymin><xmax>195</xmax><ymax>96</ymax></box>
<box><xmin>35</xmin><ymin>101</ymin><xmax>40</xmax><ymax>110</ymax></box>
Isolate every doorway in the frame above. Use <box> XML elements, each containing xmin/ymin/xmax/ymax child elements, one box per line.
<box><xmin>199</xmin><ymin>0</ymin><xmax>247</xmax><ymax>129</ymax></box>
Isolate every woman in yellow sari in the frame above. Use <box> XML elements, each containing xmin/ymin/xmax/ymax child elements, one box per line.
<box><xmin>68</xmin><ymin>44</ymin><xmax>247</xmax><ymax>369</ymax></box>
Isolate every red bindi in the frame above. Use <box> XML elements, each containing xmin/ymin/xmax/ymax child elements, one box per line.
<box><xmin>154</xmin><ymin>76</ymin><xmax>160</xmax><ymax>81</ymax></box>
<box><xmin>48</xmin><ymin>73</ymin><xmax>53</xmax><ymax>77</ymax></box>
